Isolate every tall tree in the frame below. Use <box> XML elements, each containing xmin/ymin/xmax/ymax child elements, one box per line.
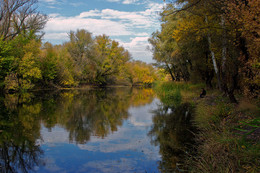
<box><xmin>94</xmin><ymin>35</ymin><xmax>131</xmax><ymax>85</ymax></box>
<box><xmin>0</xmin><ymin>0</ymin><xmax>47</xmax><ymax>41</ymax></box>
<box><xmin>66</xmin><ymin>29</ymin><xmax>95</xmax><ymax>82</ymax></box>
<box><xmin>158</xmin><ymin>0</ymin><xmax>257</xmax><ymax>102</ymax></box>
<box><xmin>224</xmin><ymin>0</ymin><xmax>260</xmax><ymax>97</ymax></box>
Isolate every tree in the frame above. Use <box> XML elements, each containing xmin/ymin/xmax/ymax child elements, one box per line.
<box><xmin>17</xmin><ymin>39</ymin><xmax>42</xmax><ymax>90</ymax></box>
<box><xmin>0</xmin><ymin>0</ymin><xmax>47</xmax><ymax>41</ymax></box>
<box><xmin>0</xmin><ymin>0</ymin><xmax>47</xmax><ymax>91</ymax></box>
<box><xmin>225</xmin><ymin>0</ymin><xmax>260</xmax><ymax>97</ymax></box>
<box><xmin>66</xmin><ymin>29</ymin><xmax>95</xmax><ymax>82</ymax></box>
<box><xmin>93</xmin><ymin>35</ymin><xmax>131</xmax><ymax>85</ymax></box>
<box><xmin>157</xmin><ymin>0</ymin><xmax>258</xmax><ymax>102</ymax></box>
<box><xmin>56</xmin><ymin>45</ymin><xmax>77</xmax><ymax>87</ymax></box>
<box><xmin>125</xmin><ymin>61</ymin><xmax>158</xmax><ymax>86</ymax></box>
<box><xmin>39</xmin><ymin>42</ymin><xmax>58</xmax><ymax>85</ymax></box>
<box><xmin>0</xmin><ymin>38</ymin><xmax>15</xmax><ymax>89</ymax></box>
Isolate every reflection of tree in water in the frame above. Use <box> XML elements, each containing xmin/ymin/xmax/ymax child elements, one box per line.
<box><xmin>0</xmin><ymin>87</ymin><xmax>156</xmax><ymax>172</ymax></box>
<box><xmin>39</xmin><ymin>87</ymin><xmax>155</xmax><ymax>144</ymax></box>
<box><xmin>0</xmin><ymin>96</ymin><xmax>43</xmax><ymax>173</ymax></box>
<box><xmin>149</xmin><ymin>102</ymin><xmax>197</xmax><ymax>172</ymax></box>
<box><xmin>130</xmin><ymin>88</ymin><xmax>155</xmax><ymax>107</ymax></box>
<box><xmin>44</xmin><ymin>88</ymin><xmax>133</xmax><ymax>143</ymax></box>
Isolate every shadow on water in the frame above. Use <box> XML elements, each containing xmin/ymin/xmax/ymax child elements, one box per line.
<box><xmin>0</xmin><ymin>87</ymin><xmax>156</xmax><ymax>172</ymax></box>
<box><xmin>149</xmin><ymin>101</ymin><xmax>197</xmax><ymax>172</ymax></box>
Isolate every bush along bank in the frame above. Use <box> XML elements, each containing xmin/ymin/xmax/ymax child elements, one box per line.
<box><xmin>154</xmin><ymin>82</ymin><xmax>260</xmax><ymax>173</ymax></box>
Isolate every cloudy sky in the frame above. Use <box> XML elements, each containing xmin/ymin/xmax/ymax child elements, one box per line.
<box><xmin>38</xmin><ymin>0</ymin><xmax>165</xmax><ymax>63</ymax></box>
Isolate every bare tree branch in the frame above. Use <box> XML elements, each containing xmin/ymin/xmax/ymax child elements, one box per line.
<box><xmin>0</xmin><ymin>0</ymin><xmax>47</xmax><ymax>40</ymax></box>
<box><xmin>163</xmin><ymin>0</ymin><xmax>202</xmax><ymax>16</ymax></box>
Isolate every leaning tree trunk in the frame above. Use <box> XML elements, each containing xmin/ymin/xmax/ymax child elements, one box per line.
<box><xmin>166</xmin><ymin>63</ymin><xmax>175</xmax><ymax>81</ymax></box>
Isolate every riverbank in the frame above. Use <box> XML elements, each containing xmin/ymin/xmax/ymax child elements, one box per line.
<box><xmin>154</xmin><ymin>82</ymin><xmax>260</xmax><ymax>172</ymax></box>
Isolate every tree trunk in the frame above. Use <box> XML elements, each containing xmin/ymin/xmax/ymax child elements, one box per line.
<box><xmin>205</xmin><ymin>70</ymin><xmax>214</xmax><ymax>88</ymax></box>
<box><xmin>220</xmin><ymin>15</ymin><xmax>229</xmax><ymax>95</ymax></box>
<box><xmin>166</xmin><ymin>63</ymin><xmax>175</xmax><ymax>81</ymax></box>
<box><xmin>220</xmin><ymin>16</ymin><xmax>238</xmax><ymax>103</ymax></box>
<box><xmin>221</xmin><ymin>16</ymin><xmax>227</xmax><ymax>73</ymax></box>
<box><xmin>204</xmin><ymin>14</ymin><xmax>221</xmax><ymax>90</ymax></box>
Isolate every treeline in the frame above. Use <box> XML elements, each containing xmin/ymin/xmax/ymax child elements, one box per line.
<box><xmin>149</xmin><ymin>0</ymin><xmax>259</xmax><ymax>103</ymax></box>
<box><xmin>0</xmin><ymin>0</ymin><xmax>158</xmax><ymax>92</ymax></box>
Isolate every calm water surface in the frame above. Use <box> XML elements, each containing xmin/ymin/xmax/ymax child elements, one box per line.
<box><xmin>0</xmin><ymin>87</ymin><xmax>196</xmax><ymax>173</ymax></box>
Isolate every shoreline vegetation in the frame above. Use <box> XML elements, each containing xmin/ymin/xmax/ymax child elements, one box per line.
<box><xmin>0</xmin><ymin>29</ymin><xmax>159</xmax><ymax>93</ymax></box>
<box><xmin>154</xmin><ymin>81</ymin><xmax>259</xmax><ymax>173</ymax></box>
<box><xmin>0</xmin><ymin>0</ymin><xmax>259</xmax><ymax>172</ymax></box>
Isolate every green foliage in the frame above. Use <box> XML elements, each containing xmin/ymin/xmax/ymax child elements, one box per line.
<box><xmin>16</xmin><ymin>39</ymin><xmax>42</xmax><ymax>90</ymax></box>
<box><xmin>93</xmin><ymin>35</ymin><xmax>131</xmax><ymax>85</ymax></box>
<box><xmin>0</xmin><ymin>38</ymin><xmax>15</xmax><ymax>86</ymax></box>
<box><xmin>152</xmin><ymin>0</ymin><xmax>259</xmax><ymax>101</ymax></box>
<box><xmin>40</xmin><ymin>42</ymin><xmax>58</xmax><ymax>84</ymax></box>
<box><xmin>0</xmin><ymin>30</ymin><xmax>45</xmax><ymax>91</ymax></box>
<box><xmin>0</xmin><ymin>24</ymin><xmax>159</xmax><ymax>91</ymax></box>
<box><xmin>124</xmin><ymin>61</ymin><xmax>158</xmax><ymax>86</ymax></box>
<box><xmin>18</xmin><ymin>52</ymin><xmax>42</xmax><ymax>90</ymax></box>
<box><xmin>154</xmin><ymin>82</ymin><xmax>186</xmax><ymax>107</ymax></box>
<box><xmin>66</xmin><ymin>29</ymin><xmax>94</xmax><ymax>82</ymax></box>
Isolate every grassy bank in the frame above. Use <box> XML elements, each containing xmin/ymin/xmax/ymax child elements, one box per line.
<box><xmin>154</xmin><ymin>81</ymin><xmax>260</xmax><ymax>173</ymax></box>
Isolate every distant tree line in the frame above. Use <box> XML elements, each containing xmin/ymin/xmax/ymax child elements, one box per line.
<box><xmin>0</xmin><ymin>0</ymin><xmax>159</xmax><ymax>92</ymax></box>
<box><xmin>149</xmin><ymin>0</ymin><xmax>259</xmax><ymax>102</ymax></box>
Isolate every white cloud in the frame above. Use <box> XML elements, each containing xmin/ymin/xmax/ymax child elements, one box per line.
<box><xmin>42</xmin><ymin>2</ymin><xmax>165</xmax><ymax>63</ymax></box>
<box><xmin>78</xmin><ymin>9</ymin><xmax>100</xmax><ymax>18</ymax></box>
<box><xmin>105</xmin><ymin>0</ymin><xmax>140</xmax><ymax>4</ymax></box>
<box><xmin>69</xmin><ymin>2</ymin><xmax>87</xmax><ymax>7</ymax></box>
<box><xmin>81</xmin><ymin>159</ymin><xmax>139</xmax><ymax>173</ymax></box>
<box><xmin>43</xmin><ymin>32</ymin><xmax>68</xmax><ymax>41</ymax></box>
<box><xmin>43</xmin><ymin>8</ymin><xmax>160</xmax><ymax>41</ymax></box>
<box><xmin>106</xmin><ymin>0</ymin><xmax>121</xmax><ymax>2</ymax></box>
<box><xmin>119</xmin><ymin>37</ymin><xmax>155</xmax><ymax>63</ymax></box>
<box><xmin>48</xmin><ymin>13</ymin><xmax>61</xmax><ymax>18</ymax></box>
<box><xmin>40</xmin><ymin>0</ymin><xmax>59</xmax><ymax>4</ymax></box>
<box><xmin>45</xmin><ymin>17</ymin><xmax>132</xmax><ymax>36</ymax></box>
<box><xmin>122</xmin><ymin>0</ymin><xmax>139</xmax><ymax>4</ymax></box>
<box><xmin>134</xmin><ymin>32</ymin><xmax>149</xmax><ymax>36</ymax></box>
<box><xmin>41</xmin><ymin>0</ymin><xmax>57</xmax><ymax>2</ymax></box>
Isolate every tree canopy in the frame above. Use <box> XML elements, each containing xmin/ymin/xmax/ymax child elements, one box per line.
<box><xmin>150</xmin><ymin>0</ymin><xmax>259</xmax><ymax>102</ymax></box>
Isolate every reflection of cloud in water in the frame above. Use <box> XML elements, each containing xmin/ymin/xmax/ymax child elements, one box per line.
<box><xmin>40</xmin><ymin>125</ymin><xmax>71</xmax><ymax>145</ymax></box>
<box><xmin>80</xmin><ymin>159</ymin><xmax>138</xmax><ymax>173</ymax></box>
<box><xmin>77</xmin><ymin>135</ymin><xmax>159</xmax><ymax>161</ymax></box>
<box><xmin>39</xmin><ymin>97</ymin><xmax>161</xmax><ymax>171</ymax></box>
<box><xmin>39</xmin><ymin>157</ymin><xmax>65</xmax><ymax>173</ymax></box>
<box><xmin>128</xmin><ymin>98</ymin><xmax>160</xmax><ymax>127</ymax></box>
<box><xmin>77</xmin><ymin>99</ymin><xmax>161</xmax><ymax>161</ymax></box>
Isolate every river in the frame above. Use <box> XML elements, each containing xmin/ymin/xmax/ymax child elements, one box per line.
<box><xmin>0</xmin><ymin>87</ymin><xmax>196</xmax><ymax>173</ymax></box>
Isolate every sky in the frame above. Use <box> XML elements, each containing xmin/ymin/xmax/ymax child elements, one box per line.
<box><xmin>37</xmin><ymin>0</ymin><xmax>166</xmax><ymax>63</ymax></box>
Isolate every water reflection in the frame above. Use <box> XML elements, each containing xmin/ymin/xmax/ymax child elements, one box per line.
<box><xmin>149</xmin><ymin>102</ymin><xmax>197</xmax><ymax>172</ymax></box>
<box><xmin>0</xmin><ymin>87</ymin><xmax>157</xmax><ymax>172</ymax></box>
<box><xmin>0</xmin><ymin>94</ymin><xmax>43</xmax><ymax>173</ymax></box>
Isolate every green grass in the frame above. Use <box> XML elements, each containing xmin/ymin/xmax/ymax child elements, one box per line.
<box><xmin>153</xmin><ymin>81</ymin><xmax>260</xmax><ymax>173</ymax></box>
<box><xmin>154</xmin><ymin>81</ymin><xmax>187</xmax><ymax>107</ymax></box>
<box><xmin>190</xmin><ymin>95</ymin><xmax>260</xmax><ymax>173</ymax></box>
